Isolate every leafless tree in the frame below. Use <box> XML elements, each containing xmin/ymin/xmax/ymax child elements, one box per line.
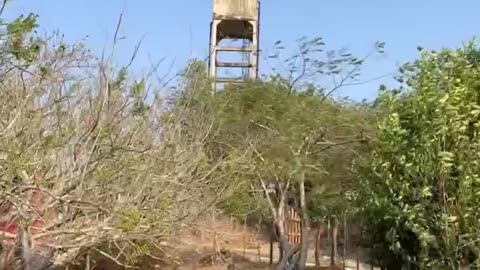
<box><xmin>0</xmin><ymin>33</ymin><xmax>251</xmax><ymax>269</ymax></box>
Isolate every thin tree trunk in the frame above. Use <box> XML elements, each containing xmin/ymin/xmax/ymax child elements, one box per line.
<box><xmin>274</xmin><ymin>201</ymin><xmax>290</xmax><ymax>269</ymax></box>
<box><xmin>270</xmin><ymin>227</ymin><xmax>274</xmax><ymax>265</ymax></box>
<box><xmin>277</xmin><ymin>188</ymin><xmax>289</xmax><ymax>265</ymax></box>
<box><xmin>356</xmin><ymin>246</ymin><xmax>360</xmax><ymax>270</ymax></box>
<box><xmin>315</xmin><ymin>225</ymin><xmax>322</xmax><ymax>267</ymax></box>
<box><xmin>259</xmin><ymin>179</ymin><xmax>290</xmax><ymax>267</ymax></box>
<box><xmin>297</xmin><ymin>176</ymin><xmax>310</xmax><ymax>270</ymax></box>
<box><xmin>213</xmin><ymin>208</ymin><xmax>217</xmax><ymax>265</ymax></box>
<box><xmin>279</xmin><ymin>240</ymin><xmax>284</xmax><ymax>264</ymax></box>
<box><xmin>328</xmin><ymin>218</ymin><xmax>331</xmax><ymax>246</ymax></box>
<box><xmin>276</xmin><ymin>234</ymin><xmax>293</xmax><ymax>270</ymax></box>
<box><xmin>278</xmin><ymin>243</ymin><xmax>301</xmax><ymax>270</ymax></box>
<box><xmin>331</xmin><ymin>216</ymin><xmax>338</xmax><ymax>266</ymax></box>
<box><xmin>276</xmin><ymin>210</ymin><xmax>287</xmax><ymax>263</ymax></box>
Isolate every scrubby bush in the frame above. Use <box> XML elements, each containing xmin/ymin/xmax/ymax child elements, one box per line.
<box><xmin>0</xmin><ymin>12</ymin><xmax>250</xmax><ymax>269</ymax></box>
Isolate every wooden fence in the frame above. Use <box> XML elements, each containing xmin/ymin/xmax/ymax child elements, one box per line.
<box><xmin>286</xmin><ymin>207</ymin><xmax>302</xmax><ymax>245</ymax></box>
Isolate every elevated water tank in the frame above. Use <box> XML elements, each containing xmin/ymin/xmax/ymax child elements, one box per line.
<box><xmin>209</xmin><ymin>0</ymin><xmax>260</xmax><ymax>90</ymax></box>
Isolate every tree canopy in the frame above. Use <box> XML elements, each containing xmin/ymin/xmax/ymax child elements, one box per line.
<box><xmin>356</xmin><ymin>42</ymin><xmax>480</xmax><ymax>269</ymax></box>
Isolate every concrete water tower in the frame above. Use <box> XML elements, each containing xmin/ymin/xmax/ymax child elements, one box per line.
<box><xmin>208</xmin><ymin>0</ymin><xmax>260</xmax><ymax>90</ymax></box>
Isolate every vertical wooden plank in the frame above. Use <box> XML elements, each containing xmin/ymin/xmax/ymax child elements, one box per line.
<box><xmin>286</xmin><ymin>208</ymin><xmax>289</xmax><ymax>244</ymax></box>
<box><xmin>285</xmin><ymin>209</ymin><xmax>290</xmax><ymax>245</ymax></box>
<box><xmin>298</xmin><ymin>211</ymin><xmax>301</xmax><ymax>244</ymax></box>
<box><xmin>293</xmin><ymin>213</ymin><xmax>296</xmax><ymax>245</ymax></box>
<box><xmin>289</xmin><ymin>208</ymin><xmax>292</xmax><ymax>244</ymax></box>
<box><xmin>286</xmin><ymin>209</ymin><xmax>289</xmax><ymax>244</ymax></box>
<box><xmin>287</xmin><ymin>208</ymin><xmax>289</xmax><ymax>244</ymax></box>
<box><xmin>295</xmin><ymin>209</ymin><xmax>298</xmax><ymax>244</ymax></box>
<box><xmin>287</xmin><ymin>209</ymin><xmax>292</xmax><ymax>243</ymax></box>
<box><xmin>285</xmin><ymin>205</ymin><xmax>288</xmax><ymax>246</ymax></box>
<box><xmin>297</xmin><ymin>212</ymin><xmax>302</xmax><ymax>244</ymax></box>
<box><xmin>291</xmin><ymin>209</ymin><xmax>294</xmax><ymax>244</ymax></box>
<box><xmin>288</xmin><ymin>208</ymin><xmax>292</xmax><ymax>244</ymax></box>
<box><xmin>296</xmin><ymin>211</ymin><xmax>300</xmax><ymax>244</ymax></box>
<box><xmin>292</xmin><ymin>210</ymin><xmax>295</xmax><ymax>244</ymax></box>
<box><xmin>299</xmin><ymin>211</ymin><xmax>302</xmax><ymax>244</ymax></box>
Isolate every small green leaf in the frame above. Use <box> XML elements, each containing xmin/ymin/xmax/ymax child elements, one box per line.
<box><xmin>132</xmin><ymin>79</ymin><xmax>145</xmax><ymax>97</ymax></box>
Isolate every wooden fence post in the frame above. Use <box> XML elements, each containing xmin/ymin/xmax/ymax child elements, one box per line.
<box><xmin>357</xmin><ymin>223</ymin><xmax>362</xmax><ymax>270</ymax></box>
<box><xmin>343</xmin><ymin>212</ymin><xmax>347</xmax><ymax>270</ymax></box>
<box><xmin>243</xmin><ymin>216</ymin><xmax>247</xmax><ymax>257</ymax></box>
<box><xmin>315</xmin><ymin>223</ymin><xmax>321</xmax><ymax>267</ymax></box>
<box><xmin>356</xmin><ymin>248</ymin><xmax>360</xmax><ymax>270</ymax></box>
<box><xmin>269</xmin><ymin>227</ymin><xmax>273</xmax><ymax>265</ymax></box>
<box><xmin>212</xmin><ymin>207</ymin><xmax>217</xmax><ymax>268</ymax></box>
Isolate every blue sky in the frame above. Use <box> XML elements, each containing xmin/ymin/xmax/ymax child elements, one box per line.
<box><xmin>3</xmin><ymin>0</ymin><xmax>479</xmax><ymax>100</ymax></box>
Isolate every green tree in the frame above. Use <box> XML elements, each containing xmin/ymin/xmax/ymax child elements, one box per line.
<box><xmin>203</xmin><ymin>36</ymin><xmax>383</xmax><ymax>270</ymax></box>
<box><xmin>357</xmin><ymin>41</ymin><xmax>480</xmax><ymax>270</ymax></box>
<box><xmin>207</xmin><ymin>78</ymin><xmax>373</xmax><ymax>269</ymax></box>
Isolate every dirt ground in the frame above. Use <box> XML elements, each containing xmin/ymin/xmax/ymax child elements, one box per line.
<box><xmin>148</xmin><ymin>218</ymin><xmax>379</xmax><ymax>270</ymax></box>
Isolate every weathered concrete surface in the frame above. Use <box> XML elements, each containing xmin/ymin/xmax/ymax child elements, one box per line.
<box><xmin>213</xmin><ymin>0</ymin><xmax>259</xmax><ymax>20</ymax></box>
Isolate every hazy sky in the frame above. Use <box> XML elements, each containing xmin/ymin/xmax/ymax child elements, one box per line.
<box><xmin>3</xmin><ymin>0</ymin><xmax>479</xmax><ymax>100</ymax></box>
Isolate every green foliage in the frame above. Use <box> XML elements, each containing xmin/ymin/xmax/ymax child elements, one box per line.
<box><xmin>118</xmin><ymin>209</ymin><xmax>144</xmax><ymax>232</ymax></box>
<box><xmin>132</xmin><ymin>79</ymin><xmax>146</xmax><ymax>97</ymax></box>
<box><xmin>207</xmin><ymin>79</ymin><xmax>372</xmax><ymax>221</ymax></box>
<box><xmin>218</xmin><ymin>181</ymin><xmax>270</xmax><ymax>219</ymax></box>
<box><xmin>4</xmin><ymin>13</ymin><xmax>41</xmax><ymax>63</ymax></box>
<box><xmin>357</xmin><ymin>41</ymin><xmax>480</xmax><ymax>269</ymax></box>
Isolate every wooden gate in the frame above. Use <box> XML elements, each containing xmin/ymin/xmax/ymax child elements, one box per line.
<box><xmin>286</xmin><ymin>207</ymin><xmax>302</xmax><ymax>245</ymax></box>
<box><xmin>269</xmin><ymin>207</ymin><xmax>303</xmax><ymax>264</ymax></box>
